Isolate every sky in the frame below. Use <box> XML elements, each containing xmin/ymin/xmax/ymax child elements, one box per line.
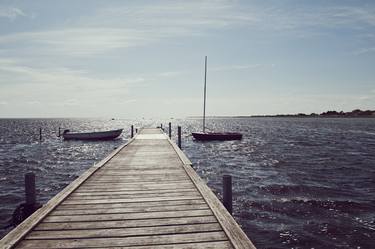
<box><xmin>0</xmin><ymin>0</ymin><xmax>374</xmax><ymax>118</ymax></box>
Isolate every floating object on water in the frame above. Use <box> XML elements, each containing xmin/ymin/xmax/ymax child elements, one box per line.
<box><xmin>62</xmin><ymin>129</ymin><xmax>123</xmax><ymax>141</ymax></box>
<box><xmin>192</xmin><ymin>132</ymin><xmax>242</xmax><ymax>141</ymax></box>
<box><xmin>192</xmin><ymin>56</ymin><xmax>243</xmax><ymax>141</ymax></box>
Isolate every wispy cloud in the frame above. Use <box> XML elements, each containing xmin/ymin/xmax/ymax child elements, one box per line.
<box><xmin>1</xmin><ymin>2</ymin><xmax>375</xmax><ymax>57</ymax></box>
<box><xmin>211</xmin><ymin>64</ymin><xmax>274</xmax><ymax>71</ymax></box>
<box><xmin>0</xmin><ymin>1</ymin><xmax>259</xmax><ymax>57</ymax></box>
<box><xmin>0</xmin><ymin>28</ymin><xmax>154</xmax><ymax>56</ymax></box>
<box><xmin>0</xmin><ymin>59</ymin><xmax>145</xmax><ymax>105</ymax></box>
<box><xmin>0</xmin><ymin>6</ymin><xmax>26</xmax><ymax>21</ymax></box>
<box><xmin>353</xmin><ymin>47</ymin><xmax>375</xmax><ymax>55</ymax></box>
<box><xmin>158</xmin><ymin>71</ymin><xmax>185</xmax><ymax>77</ymax></box>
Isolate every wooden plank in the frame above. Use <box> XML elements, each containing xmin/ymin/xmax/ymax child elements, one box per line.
<box><xmin>94</xmin><ymin>169</ymin><xmax>185</xmax><ymax>174</ymax></box>
<box><xmin>71</xmin><ymin>188</ymin><xmax>196</xmax><ymax>196</ymax></box>
<box><xmin>80</xmin><ymin>180</ymin><xmax>191</xmax><ymax>185</ymax></box>
<box><xmin>75</xmin><ymin>184</ymin><xmax>194</xmax><ymax>192</ymax></box>
<box><xmin>35</xmin><ymin>215</ymin><xmax>218</xmax><ymax>231</ymax></box>
<box><xmin>82</xmin><ymin>179</ymin><xmax>188</xmax><ymax>185</ymax></box>
<box><xmin>67</xmin><ymin>191</ymin><xmax>199</xmax><ymax>200</ymax></box>
<box><xmin>72</xmin><ymin>188</ymin><xmax>195</xmax><ymax>196</ymax></box>
<box><xmin>27</xmin><ymin>223</ymin><xmax>222</xmax><ymax>239</ymax></box>
<box><xmin>76</xmin><ymin>241</ymin><xmax>233</xmax><ymax>249</ymax></box>
<box><xmin>87</xmin><ymin>174</ymin><xmax>189</xmax><ymax>179</ymax></box>
<box><xmin>84</xmin><ymin>177</ymin><xmax>189</xmax><ymax>183</ymax></box>
<box><xmin>16</xmin><ymin>231</ymin><xmax>228</xmax><ymax>248</ymax></box>
<box><xmin>44</xmin><ymin>209</ymin><xmax>213</xmax><ymax>222</ymax></box>
<box><xmin>91</xmin><ymin>173</ymin><xmax>187</xmax><ymax>178</ymax></box>
<box><xmin>51</xmin><ymin>203</ymin><xmax>209</xmax><ymax>216</ymax></box>
<box><xmin>55</xmin><ymin>199</ymin><xmax>206</xmax><ymax>210</ymax></box>
<box><xmin>62</xmin><ymin>195</ymin><xmax>202</xmax><ymax>205</ymax></box>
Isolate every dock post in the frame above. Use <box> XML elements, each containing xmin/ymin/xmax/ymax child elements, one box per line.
<box><xmin>39</xmin><ymin>128</ymin><xmax>42</xmax><ymax>142</ymax></box>
<box><xmin>177</xmin><ymin>126</ymin><xmax>182</xmax><ymax>149</ymax></box>
<box><xmin>160</xmin><ymin>123</ymin><xmax>163</xmax><ymax>130</ymax></box>
<box><xmin>168</xmin><ymin>122</ymin><xmax>172</xmax><ymax>139</ymax></box>
<box><xmin>223</xmin><ymin>175</ymin><xmax>233</xmax><ymax>214</ymax></box>
<box><xmin>136</xmin><ymin>128</ymin><xmax>138</xmax><ymax>133</ymax></box>
<box><xmin>131</xmin><ymin>125</ymin><xmax>134</xmax><ymax>138</ymax></box>
<box><xmin>25</xmin><ymin>173</ymin><xmax>36</xmax><ymax>216</ymax></box>
<box><xmin>58</xmin><ymin>127</ymin><xmax>61</xmax><ymax>137</ymax></box>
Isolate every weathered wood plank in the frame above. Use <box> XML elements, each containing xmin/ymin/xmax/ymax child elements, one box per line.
<box><xmin>87</xmin><ymin>241</ymin><xmax>233</xmax><ymax>249</ymax></box>
<box><xmin>51</xmin><ymin>203</ymin><xmax>209</xmax><ymax>216</ymax></box>
<box><xmin>95</xmin><ymin>169</ymin><xmax>185</xmax><ymax>175</ymax></box>
<box><xmin>85</xmin><ymin>175</ymin><xmax>189</xmax><ymax>181</ymax></box>
<box><xmin>80</xmin><ymin>180</ymin><xmax>192</xmax><ymax>186</ymax></box>
<box><xmin>81</xmin><ymin>179</ymin><xmax>188</xmax><ymax>185</ymax></box>
<box><xmin>27</xmin><ymin>223</ymin><xmax>222</xmax><ymax>240</ymax></box>
<box><xmin>62</xmin><ymin>195</ymin><xmax>202</xmax><ymax>205</ymax></box>
<box><xmin>71</xmin><ymin>188</ymin><xmax>196</xmax><ymax>196</ymax></box>
<box><xmin>74</xmin><ymin>184</ymin><xmax>195</xmax><ymax>192</ymax></box>
<box><xmin>44</xmin><ymin>209</ymin><xmax>213</xmax><ymax>222</ymax></box>
<box><xmin>35</xmin><ymin>215</ymin><xmax>218</xmax><ymax>231</ymax></box>
<box><xmin>16</xmin><ymin>231</ymin><xmax>228</xmax><ymax>248</ymax></box>
<box><xmin>67</xmin><ymin>191</ymin><xmax>199</xmax><ymax>200</ymax></box>
<box><xmin>55</xmin><ymin>199</ymin><xmax>206</xmax><ymax>210</ymax></box>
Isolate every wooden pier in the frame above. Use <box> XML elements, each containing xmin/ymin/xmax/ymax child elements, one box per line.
<box><xmin>0</xmin><ymin>128</ymin><xmax>256</xmax><ymax>249</ymax></box>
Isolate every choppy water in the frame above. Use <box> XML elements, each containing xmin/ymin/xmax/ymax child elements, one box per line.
<box><xmin>1</xmin><ymin>118</ymin><xmax>374</xmax><ymax>248</ymax></box>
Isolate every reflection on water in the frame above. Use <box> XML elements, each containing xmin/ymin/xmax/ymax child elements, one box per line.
<box><xmin>1</xmin><ymin>118</ymin><xmax>375</xmax><ymax>248</ymax></box>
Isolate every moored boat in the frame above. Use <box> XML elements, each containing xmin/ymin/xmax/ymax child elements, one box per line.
<box><xmin>62</xmin><ymin>129</ymin><xmax>123</xmax><ymax>141</ymax></box>
<box><xmin>192</xmin><ymin>56</ymin><xmax>243</xmax><ymax>141</ymax></box>
<box><xmin>192</xmin><ymin>132</ymin><xmax>242</xmax><ymax>141</ymax></box>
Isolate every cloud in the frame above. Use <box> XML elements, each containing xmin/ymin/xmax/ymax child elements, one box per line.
<box><xmin>1</xmin><ymin>2</ymin><xmax>375</xmax><ymax>57</ymax></box>
<box><xmin>211</xmin><ymin>64</ymin><xmax>268</xmax><ymax>71</ymax></box>
<box><xmin>158</xmin><ymin>71</ymin><xmax>185</xmax><ymax>77</ymax></box>
<box><xmin>0</xmin><ymin>59</ymin><xmax>146</xmax><ymax>106</ymax></box>
<box><xmin>0</xmin><ymin>28</ymin><xmax>154</xmax><ymax>56</ymax></box>
<box><xmin>0</xmin><ymin>1</ymin><xmax>255</xmax><ymax>57</ymax></box>
<box><xmin>353</xmin><ymin>47</ymin><xmax>375</xmax><ymax>55</ymax></box>
<box><xmin>0</xmin><ymin>6</ymin><xmax>26</xmax><ymax>21</ymax></box>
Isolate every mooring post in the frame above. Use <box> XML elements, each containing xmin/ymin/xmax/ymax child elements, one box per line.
<box><xmin>39</xmin><ymin>128</ymin><xmax>42</xmax><ymax>142</ymax></box>
<box><xmin>177</xmin><ymin>126</ymin><xmax>182</xmax><ymax>149</ymax></box>
<box><xmin>58</xmin><ymin>127</ymin><xmax>61</xmax><ymax>137</ymax></box>
<box><xmin>131</xmin><ymin>125</ymin><xmax>134</xmax><ymax>138</ymax></box>
<box><xmin>160</xmin><ymin>123</ymin><xmax>163</xmax><ymax>130</ymax></box>
<box><xmin>168</xmin><ymin>122</ymin><xmax>172</xmax><ymax>139</ymax></box>
<box><xmin>223</xmin><ymin>175</ymin><xmax>233</xmax><ymax>214</ymax></box>
<box><xmin>135</xmin><ymin>128</ymin><xmax>138</xmax><ymax>133</ymax></box>
<box><xmin>25</xmin><ymin>172</ymin><xmax>36</xmax><ymax>216</ymax></box>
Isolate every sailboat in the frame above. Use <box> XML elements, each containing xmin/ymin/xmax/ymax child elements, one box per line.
<box><xmin>192</xmin><ymin>56</ymin><xmax>243</xmax><ymax>141</ymax></box>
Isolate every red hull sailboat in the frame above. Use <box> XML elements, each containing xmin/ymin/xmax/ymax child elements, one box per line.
<box><xmin>192</xmin><ymin>56</ymin><xmax>242</xmax><ymax>141</ymax></box>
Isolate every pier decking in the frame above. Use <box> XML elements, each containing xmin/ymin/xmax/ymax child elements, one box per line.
<box><xmin>0</xmin><ymin>128</ymin><xmax>256</xmax><ymax>249</ymax></box>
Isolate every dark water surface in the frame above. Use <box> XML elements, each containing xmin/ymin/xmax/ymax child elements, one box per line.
<box><xmin>1</xmin><ymin>118</ymin><xmax>374</xmax><ymax>248</ymax></box>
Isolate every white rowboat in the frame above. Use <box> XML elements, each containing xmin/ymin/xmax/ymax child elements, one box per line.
<box><xmin>62</xmin><ymin>129</ymin><xmax>123</xmax><ymax>141</ymax></box>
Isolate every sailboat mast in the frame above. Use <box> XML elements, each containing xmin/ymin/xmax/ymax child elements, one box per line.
<box><xmin>203</xmin><ymin>56</ymin><xmax>207</xmax><ymax>133</ymax></box>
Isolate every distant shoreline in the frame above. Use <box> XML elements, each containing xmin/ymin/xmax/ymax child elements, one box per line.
<box><xmin>188</xmin><ymin>109</ymin><xmax>375</xmax><ymax>118</ymax></box>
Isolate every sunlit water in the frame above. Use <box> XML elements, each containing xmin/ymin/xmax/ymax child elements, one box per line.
<box><xmin>1</xmin><ymin>118</ymin><xmax>374</xmax><ymax>248</ymax></box>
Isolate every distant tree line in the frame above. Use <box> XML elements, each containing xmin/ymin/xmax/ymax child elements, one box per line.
<box><xmin>319</xmin><ymin>109</ymin><xmax>375</xmax><ymax>117</ymax></box>
<box><xmin>250</xmin><ymin>109</ymin><xmax>375</xmax><ymax>118</ymax></box>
